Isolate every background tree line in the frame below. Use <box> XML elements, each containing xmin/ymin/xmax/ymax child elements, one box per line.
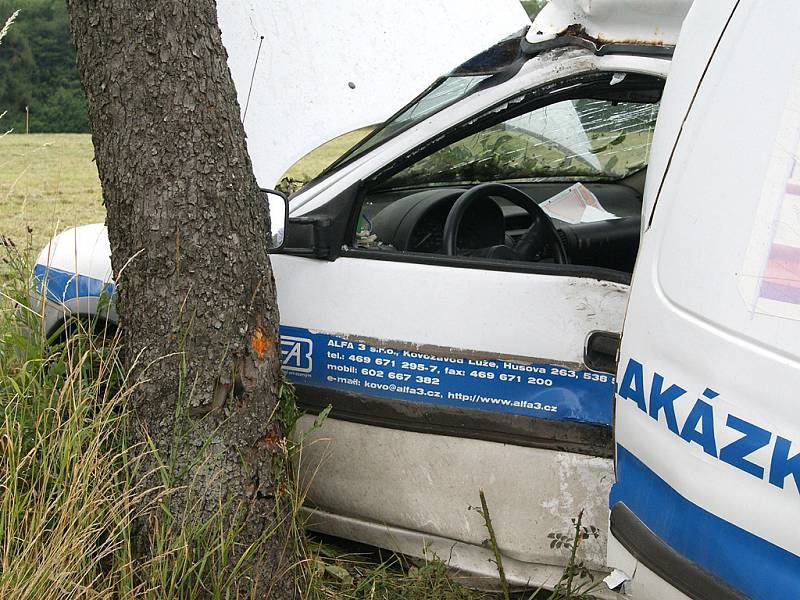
<box><xmin>0</xmin><ymin>0</ymin><xmax>546</xmax><ymax>135</ymax></box>
<box><xmin>0</xmin><ymin>0</ymin><xmax>87</xmax><ymax>133</ymax></box>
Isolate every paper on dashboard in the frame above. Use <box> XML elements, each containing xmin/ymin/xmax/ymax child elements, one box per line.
<box><xmin>540</xmin><ymin>182</ymin><xmax>619</xmax><ymax>224</ymax></box>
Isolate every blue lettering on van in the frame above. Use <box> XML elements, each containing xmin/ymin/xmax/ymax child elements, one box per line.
<box><xmin>648</xmin><ymin>372</ymin><xmax>683</xmax><ymax>434</ymax></box>
<box><xmin>719</xmin><ymin>415</ymin><xmax>771</xmax><ymax>479</ymax></box>
<box><xmin>770</xmin><ymin>436</ymin><xmax>800</xmax><ymax>491</ymax></box>
<box><xmin>679</xmin><ymin>392</ymin><xmax>717</xmax><ymax>457</ymax></box>
<box><xmin>618</xmin><ymin>357</ymin><xmax>800</xmax><ymax>493</ymax></box>
<box><xmin>617</xmin><ymin>358</ymin><xmax>646</xmax><ymax>411</ymax></box>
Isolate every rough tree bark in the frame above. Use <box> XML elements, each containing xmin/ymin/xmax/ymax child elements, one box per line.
<box><xmin>65</xmin><ymin>1</ymin><xmax>292</xmax><ymax>596</ymax></box>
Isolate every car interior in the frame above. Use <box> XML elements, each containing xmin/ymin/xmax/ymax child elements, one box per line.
<box><xmin>352</xmin><ymin>72</ymin><xmax>664</xmax><ymax>275</ymax></box>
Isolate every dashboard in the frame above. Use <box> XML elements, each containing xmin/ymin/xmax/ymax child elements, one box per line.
<box><xmin>368</xmin><ymin>188</ymin><xmax>505</xmax><ymax>254</ymax></box>
<box><xmin>360</xmin><ymin>184</ymin><xmax>642</xmax><ymax>273</ymax></box>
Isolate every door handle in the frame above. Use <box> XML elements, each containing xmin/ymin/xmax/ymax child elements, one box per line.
<box><xmin>584</xmin><ymin>331</ymin><xmax>620</xmax><ymax>374</ymax></box>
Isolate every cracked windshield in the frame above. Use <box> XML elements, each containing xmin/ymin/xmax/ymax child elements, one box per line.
<box><xmin>384</xmin><ymin>96</ymin><xmax>659</xmax><ymax>188</ymax></box>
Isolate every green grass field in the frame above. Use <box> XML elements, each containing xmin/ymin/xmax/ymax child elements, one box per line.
<box><xmin>0</xmin><ymin>133</ymin><xmax>104</xmax><ymax>254</ymax></box>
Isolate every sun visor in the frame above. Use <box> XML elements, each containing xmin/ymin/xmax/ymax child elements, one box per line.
<box><xmin>217</xmin><ymin>1</ymin><xmax>530</xmax><ymax>187</ymax></box>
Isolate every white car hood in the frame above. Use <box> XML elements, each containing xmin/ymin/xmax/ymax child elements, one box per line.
<box><xmin>218</xmin><ymin>0</ymin><xmax>530</xmax><ymax>187</ymax></box>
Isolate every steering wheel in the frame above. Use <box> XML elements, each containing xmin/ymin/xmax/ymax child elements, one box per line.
<box><xmin>442</xmin><ymin>182</ymin><xmax>569</xmax><ymax>263</ymax></box>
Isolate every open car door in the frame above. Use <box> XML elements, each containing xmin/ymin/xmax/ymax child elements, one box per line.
<box><xmin>609</xmin><ymin>2</ymin><xmax>800</xmax><ymax>599</ymax></box>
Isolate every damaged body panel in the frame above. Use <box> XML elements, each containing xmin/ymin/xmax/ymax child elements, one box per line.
<box><xmin>525</xmin><ymin>0</ymin><xmax>693</xmax><ymax>55</ymax></box>
<box><xmin>299</xmin><ymin>419</ymin><xmax>614</xmax><ymax>589</ymax></box>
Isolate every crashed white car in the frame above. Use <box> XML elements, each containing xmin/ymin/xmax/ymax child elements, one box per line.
<box><xmin>33</xmin><ymin>0</ymin><xmax>695</xmax><ymax>594</ymax></box>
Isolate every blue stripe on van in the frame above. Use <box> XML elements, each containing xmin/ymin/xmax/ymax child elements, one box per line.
<box><xmin>33</xmin><ymin>263</ymin><xmax>115</xmax><ymax>303</ymax></box>
<box><xmin>610</xmin><ymin>444</ymin><xmax>800</xmax><ymax>600</ymax></box>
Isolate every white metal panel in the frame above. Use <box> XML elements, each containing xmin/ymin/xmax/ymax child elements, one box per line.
<box><xmin>645</xmin><ymin>2</ymin><xmax>800</xmax><ymax>551</ymax></box>
<box><xmin>526</xmin><ymin>0</ymin><xmax>693</xmax><ymax>48</ymax></box>
<box><xmin>272</xmin><ymin>254</ymin><xmax>628</xmax><ymax>365</ymax></box>
<box><xmin>612</xmin><ymin>1</ymin><xmax>800</xmax><ymax>597</ymax></box>
<box><xmin>297</xmin><ymin>417</ymin><xmax>613</xmax><ymax>575</ymax></box>
<box><xmin>275</xmin><ymin>243</ymin><xmax>626</xmax><ymax>577</ymax></box>
<box><xmin>217</xmin><ymin>0</ymin><xmax>530</xmax><ymax>187</ymax></box>
<box><xmin>640</xmin><ymin>0</ymin><xmax>740</xmax><ymax>226</ymax></box>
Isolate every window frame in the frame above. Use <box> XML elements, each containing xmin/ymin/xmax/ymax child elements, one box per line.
<box><xmin>366</xmin><ymin>71</ymin><xmax>663</xmax><ymax>191</ymax></box>
<box><xmin>334</xmin><ymin>70</ymin><xmax>664</xmax><ymax>282</ymax></box>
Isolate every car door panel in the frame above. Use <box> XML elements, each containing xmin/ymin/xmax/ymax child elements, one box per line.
<box><xmin>274</xmin><ymin>255</ymin><xmax>627</xmax><ymax>365</ymax></box>
<box><xmin>298</xmin><ymin>418</ymin><xmax>614</xmax><ymax>573</ymax></box>
<box><xmin>273</xmin><ymin>253</ymin><xmax>627</xmax><ymax>576</ymax></box>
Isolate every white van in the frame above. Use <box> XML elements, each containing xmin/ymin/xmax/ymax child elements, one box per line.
<box><xmin>32</xmin><ymin>1</ymin><xmax>800</xmax><ymax>597</ymax></box>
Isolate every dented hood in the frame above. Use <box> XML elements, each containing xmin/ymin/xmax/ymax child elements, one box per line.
<box><xmin>217</xmin><ymin>0</ymin><xmax>530</xmax><ymax>187</ymax></box>
<box><xmin>526</xmin><ymin>0</ymin><xmax>693</xmax><ymax>49</ymax></box>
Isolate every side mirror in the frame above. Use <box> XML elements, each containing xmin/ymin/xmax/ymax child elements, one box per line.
<box><xmin>262</xmin><ymin>188</ymin><xmax>289</xmax><ymax>251</ymax></box>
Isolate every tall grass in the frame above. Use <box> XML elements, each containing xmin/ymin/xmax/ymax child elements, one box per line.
<box><xmin>0</xmin><ymin>237</ymin><xmax>522</xmax><ymax>599</ymax></box>
<box><xmin>1</xmin><ymin>11</ymin><xmax>20</xmax><ymax>140</ymax></box>
<box><xmin>0</xmin><ymin>235</ymin><xmax>138</xmax><ymax>598</ymax></box>
<box><xmin>0</xmin><ymin>9</ymin><xmax>18</xmax><ymax>46</ymax></box>
<box><xmin>0</xmin><ymin>237</ymin><xmax>310</xmax><ymax>598</ymax></box>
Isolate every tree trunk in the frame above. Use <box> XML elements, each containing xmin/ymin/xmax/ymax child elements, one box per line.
<box><xmin>65</xmin><ymin>1</ymin><xmax>292</xmax><ymax>596</ymax></box>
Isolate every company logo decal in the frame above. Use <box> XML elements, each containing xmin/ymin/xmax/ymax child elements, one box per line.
<box><xmin>280</xmin><ymin>335</ymin><xmax>313</xmax><ymax>374</ymax></box>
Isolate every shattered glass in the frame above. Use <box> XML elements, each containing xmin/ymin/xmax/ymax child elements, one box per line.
<box><xmin>385</xmin><ymin>98</ymin><xmax>659</xmax><ymax>188</ymax></box>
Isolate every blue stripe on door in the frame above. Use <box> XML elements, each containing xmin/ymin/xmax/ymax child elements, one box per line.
<box><xmin>610</xmin><ymin>444</ymin><xmax>800</xmax><ymax>599</ymax></box>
